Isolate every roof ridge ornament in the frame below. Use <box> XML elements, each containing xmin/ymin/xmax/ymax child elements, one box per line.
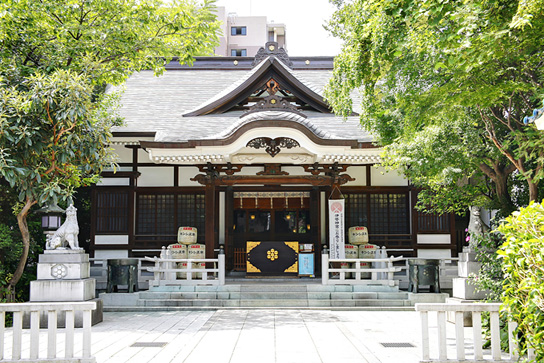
<box><xmin>242</xmin><ymin>95</ymin><xmax>307</xmax><ymax>118</ymax></box>
<box><xmin>252</xmin><ymin>41</ymin><xmax>293</xmax><ymax>69</ymax></box>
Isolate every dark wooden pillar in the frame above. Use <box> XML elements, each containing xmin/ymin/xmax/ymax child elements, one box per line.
<box><xmin>450</xmin><ymin>212</ymin><xmax>457</xmax><ymax>257</ymax></box>
<box><xmin>225</xmin><ymin>186</ymin><xmax>234</xmax><ymax>269</ymax></box>
<box><xmin>205</xmin><ymin>184</ymin><xmax>216</xmax><ymax>259</ymax></box>
<box><xmin>128</xmin><ymin>146</ymin><xmax>139</xmax><ymax>257</ymax></box>
<box><xmin>411</xmin><ymin>188</ymin><xmax>419</xmax><ymax>253</ymax></box>
<box><xmin>310</xmin><ymin>187</ymin><xmax>321</xmax><ymax>275</ymax></box>
<box><xmin>203</xmin><ymin>164</ymin><xmax>218</xmax><ymax>259</ymax></box>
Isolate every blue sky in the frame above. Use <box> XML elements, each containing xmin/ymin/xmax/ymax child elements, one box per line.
<box><xmin>214</xmin><ymin>0</ymin><xmax>343</xmax><ymax>56</ymax></box>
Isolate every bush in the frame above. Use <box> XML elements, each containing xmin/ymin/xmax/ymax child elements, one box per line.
<box><xmin>467</xmin><ymin>231</ymin><xmax>509</xmax><ymax>351</ymax></box>
<box><xmin>497</xmin><ymin>201</ymin><xmax>544</xmax><ymax>362</ymax></box>
<box><xmin>469</xmin><ymin>231</ymin><xmax>505</xmax><ymax>301</ymax></box>
<box><xmin>0</xmin><ymin>221</ymin><xmax>44</xmax><ymax>302</ymax></box>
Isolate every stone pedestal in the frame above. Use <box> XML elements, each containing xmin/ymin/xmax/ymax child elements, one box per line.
<box><xmin>452</xmin><ymin>277</ymin><xmax>489</xmax><ymax>300</ymax></box>
<box><xmin>453</xmin><ymin>248</ymin><xmax>491</xmax><ymax>300</ymax></box>
<box><xmin>448</xmin><ymin>247</ymin><xmax>491</xmax><ymax>326</ymax></box>
<box><xmin>29</xmin><ymin>250</ymin><xmax>102</xmax><ymax>326</ymax></box>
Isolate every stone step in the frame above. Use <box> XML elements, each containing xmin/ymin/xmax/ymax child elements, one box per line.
<box><xmin>240</xmin><ymin>284</ymin><xmax>308</xmax><ymax>292</ymax></box>
<box><xmin>138</xmin><ymin>288</ymin><xmax>410</xmax><ymax>301</ymax></box>
<box><xmin>136</xmin><ymin>298</ymin><xmax>413</xmax><ymax>308</ymax></box>
<box><xmin>239</xmin><ymin>291</ymin><xmax>308</xmax><ymax>299</ymax></box>
<box><xmin>351</xmin><ymin>292</ymin><xmax>409</xmax><ymax>300</ymax></box>
<box><xmin>239</xmin><ymin>299</ymin><xmax>310</xmax><ymax>308</ymax></box>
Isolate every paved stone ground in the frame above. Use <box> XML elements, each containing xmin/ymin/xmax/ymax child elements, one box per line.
<box><xmin>90</xmin><ymin>310</ymin><xmax>424</xmax><ymax>363</ymax></box>
<box><xmin>4</xmin><ymin>309</ymin><xmax>508</xmax><ymax>362</ymax></box>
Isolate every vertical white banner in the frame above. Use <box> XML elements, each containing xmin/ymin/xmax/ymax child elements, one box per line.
<box><xmin>328</xmin><ymin>199</ymin><xmax>345</xmax><ymax>259</ymax></box>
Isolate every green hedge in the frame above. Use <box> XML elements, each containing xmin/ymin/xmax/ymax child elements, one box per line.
<box><xmin>498</xmin><ymin>202</ymin><xmax>544</xmax><ymax>361</ymax></box>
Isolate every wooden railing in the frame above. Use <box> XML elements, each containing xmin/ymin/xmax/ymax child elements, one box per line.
<box><xmin>0</xmin><ymin>302</ymin><xmax>96</xmax><ymax>362</ymax></box>
<box><xmin>321</xmin><ymin>253</ymin><xmax>404</xmax><ymax>286</ymax></box>
<box><xmin>415</xmin><ymin>303</ymin><xmax>535</xmax><ymax>362</ymax></box>
<box><xmin>144</xmin><ymin>247</ymin><xmax>225</xmax><ymax>286</ymax></box>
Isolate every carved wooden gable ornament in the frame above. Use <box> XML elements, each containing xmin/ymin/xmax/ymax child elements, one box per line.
<box><xmin>183</xmin><ymin>42</ymin><xmax>330</xmax><ymax>117</ymax></box>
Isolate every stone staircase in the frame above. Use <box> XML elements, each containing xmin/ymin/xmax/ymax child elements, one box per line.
<box><xmin>100</xmin><ymin>281</ymin><xmax>448</xmax><ymax>310</ymax></box>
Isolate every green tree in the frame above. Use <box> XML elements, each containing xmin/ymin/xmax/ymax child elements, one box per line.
<box><xmin>0</xmin><ymin>0</ymin><xmax>220</xmax><ymax>301</ymax></box>
<box><xmin>0</xmin><ymin>0</ymin><xmax>220</xmax><ymax>84</ymax></box>
<box><xmin>325</xmin><ymin>0</ymin><xmax>544</xmax><ymax>215</ymax></box>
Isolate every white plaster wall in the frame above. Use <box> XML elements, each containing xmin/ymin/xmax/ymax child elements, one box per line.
<box><xmin>371</xmin><ymin>166</ymin><xmax>408</xmax><ymax>186</ymax></box>
<box><xmin>97</xmin><ymin>178</ymin><xmax>130</xmax><ymax>186</ymax></box>
<box><xmin>94</xmin><ymin>250</ymin><xmax>128</xmax><ymax>259</ymax></box>
<box><xmin>138</xmin><ymin>148</ymin><xmax>150</xmax><ymax>163</ymax></box>
<box><xmin>178</xmin><ymin>167</ymin><xmax>203</xmax><ymax>187</ymax></box>
<box><xmin>111</xmin><ymin>145</ymin><xmax>132</xmax><ymax>163</ymax></box>
<box><xmin>417</xmin><ymin>249</ymin><xmax>452</xmax><ymax>258</ymax></box>
<box><xmin>344</xmin><ymin>166</ymin><xmax>366</xmax><ymax>186</ymax></box>
<box><xmin>138</xmin><ymin>167</ymin><xmax>174</xmax><ymax>187</ymax></box>
<box><xmin>417</xmin><ymin>234</ymin><xmax>451</xmax><ymax>244</ymax></box>
<box><xmin>94</xmin><ymin>235</ymin><xmax>129</xmax><ymax>245</ymax></box>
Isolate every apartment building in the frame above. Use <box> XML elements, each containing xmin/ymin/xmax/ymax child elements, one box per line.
<box><xmin>215</xmin><ymin>6</ymin><xmax>286</xmax><ymax>57</ymax></box>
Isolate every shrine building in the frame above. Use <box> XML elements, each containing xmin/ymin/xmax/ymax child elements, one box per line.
<box><xmin>91</xmin><ymin>42</ymin><xmax>458</xmax><ymax>276</ymax></box>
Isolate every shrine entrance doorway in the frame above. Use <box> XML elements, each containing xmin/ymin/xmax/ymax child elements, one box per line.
<box><xmin>227</xmin><ymin>190</ymin><xmax>318</xmax><ymax>275</ymax></box>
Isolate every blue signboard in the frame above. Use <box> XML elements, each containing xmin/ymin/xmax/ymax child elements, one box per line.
<box><xmin>298</xmin><ymin>253</ymin><xmax>314</xmax><ymax>277</ymax></box>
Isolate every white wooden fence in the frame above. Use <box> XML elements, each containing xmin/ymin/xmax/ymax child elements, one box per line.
<box><xmin>322</xmin><ymin>247</ymin><xmax>459</xmax><ymax>290</ymax></box>
<box><xmin>144</xmin><ymin>252</ymin><xmax>225</xmax><ymax>286</ymax></box>
<box><xmin>321</xmin><ymin>254</ymin><xmax>404</xmax><ymax>286</ymax></box>
<box><xmin>0</xmin><ymin>301</ymin><xmax>96</xmax><ymax>363</ymax></box>
<box><xmin>415</xmin><ymin>303</ymin><xmax>535</xmax><ymax>363</ymax></box>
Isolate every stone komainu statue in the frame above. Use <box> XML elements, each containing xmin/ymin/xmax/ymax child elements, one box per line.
<box><xmin>46</xmin><ymin>204</ymin><xmax>82</xmax><ymax>250</ymax></box>
<box><xmin>467</xmin><ymin>206</ymin><xmax>490</xmax><ymax>237</ymax></box>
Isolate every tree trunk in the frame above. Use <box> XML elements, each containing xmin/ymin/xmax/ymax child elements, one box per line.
<box><xmin>479</xmin><ymin>162</ymin><xmax>516</xmax><ymax>215</ymax></box>
<box><xmin>493</xmin><ymin>169</ymin><xmax>516</xmax><ymax>216</ymax></box>
<box><xmin>528</xmin><ymin>180</ymin><xmax>539</xmax><ymax>202</ymax></box>
<box><xmin>7</xmin><ymin>198</ymin><xmax>36</xmax><ymax>302</ymax></box>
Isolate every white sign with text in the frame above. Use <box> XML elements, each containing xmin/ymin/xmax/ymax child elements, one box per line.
<box><xmin>328</xmin><ymin>199</ymin><xmax>345</xmax><ymax>259</ymax></box>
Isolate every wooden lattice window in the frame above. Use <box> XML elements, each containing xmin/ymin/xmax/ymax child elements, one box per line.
<box><xmin>370</xmin><ymin>193</ymin><xmax>409</xmax><ymax>234</ymax></box>
<box><xmin>136</xmin><ymin>194</ymin><xmax>175</xmax><ymax>236</ymax></box>
<box><xmin>345</xmin><ymin>194</ymin><xmax>368</xmax><ymax>228</ymax></box>
<box><xmin>136</xmin><ymin>192</ymin><xmax>205</xmax><ymax>243</ymax></box>
<box><xmin>95</xmin><ymin>189</ymin><xmax>129</xmax><ymax>234</ymax></box>
<box><xmin>345</xmin><ymin>192</ymin><xmax>409</xmax><ymax>235</ymax></box>
<box><xmin>177</xmin><ymin>194</ymin><xmax>206</xmax><ymax>240</ymax></box>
